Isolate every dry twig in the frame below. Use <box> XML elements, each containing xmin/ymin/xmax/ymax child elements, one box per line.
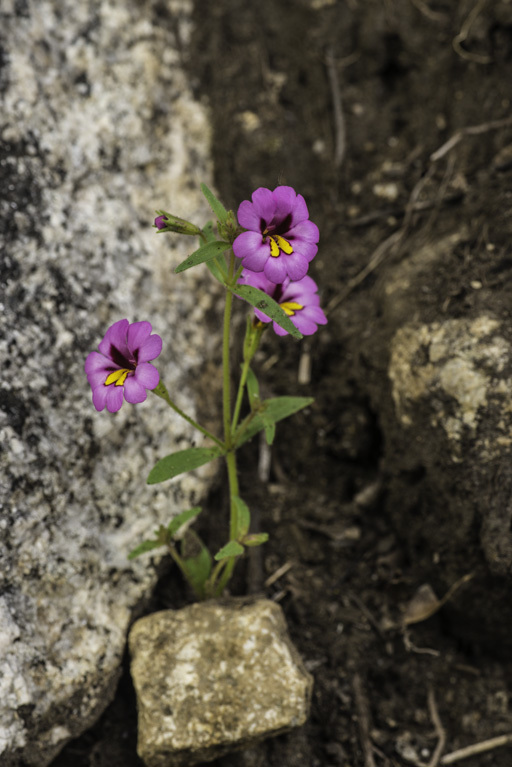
<box><xmin>326</xmin><ymin>47</ymin><xmax>346</xmax><ymax>169</ymax></box>
<box><xmin>409</xmin><ymin>0</ymin><xmax>448</xmax><ymax>22</ymax></box>
<box><xmin>441</xmin><ymin>733</ymin><xmax>512</xmax><ymax>765</ymax></box>
<box><xmin>352</xmin><ymin>673</ymin><xmax>376</xmax><ymax>767</ymax></box>
<box><xmin>453</xmin><ymin>0</ymin><xmax>492</xmax><ymax>65</ymax></box>
<box><xmin>431</xmin><ymin>116</ymin><xmax>512</xmax><ymax>162</ymax></box>
<box><xmin>427</xmin><ymin>685</ymin><xmax>446</xmax><ymax>767</ymax></box>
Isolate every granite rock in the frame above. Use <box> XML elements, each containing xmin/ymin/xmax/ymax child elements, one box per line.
<box><xmin>0</xmin><ymin>1</ymin><xmax>219</xmax><ymax>764</ymax></box>
<box><xmin>129</xmin><ymin>600</ymin><xmax>313</xmax><ymax>767</ymax></box>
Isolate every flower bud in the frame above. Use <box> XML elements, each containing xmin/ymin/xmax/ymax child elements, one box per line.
<box><xmin>153</xmin><ymin>211</ymin><xmax>202</xmax><ymax>236</ymax></box>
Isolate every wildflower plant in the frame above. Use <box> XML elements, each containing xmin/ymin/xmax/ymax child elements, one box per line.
<box><xmin>85</xmin><ymin>184</ymin><xmax>327</xmax><ymax>600</ymax></box>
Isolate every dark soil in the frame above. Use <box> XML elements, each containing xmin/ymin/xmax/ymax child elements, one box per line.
<box><xmin>53</xmin><ymin>1</ymin><xmax>512</xmax><ymax>765</ymax></box>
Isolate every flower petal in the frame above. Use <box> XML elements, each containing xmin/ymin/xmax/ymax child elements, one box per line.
<box><xmin>233</xmin><ymin>231</ymin><xmax>267</xmax><ymax>262</ymax></box>
<box><xmin>91</xmin><ymin>385</ymin><xmax>108</xmax><ymax>412</ymax></box>
<box><xmin>237</xmin><ymin>200</ymin><xmax>260</xmax><ymax>230</ymax></box>
<box><xmin>293</xmin><ymin>314</ymin><xmax>319</xmax><ymax>335</ymax></box>
<box><xmin>272</xmin><ymin>321</ymin><xmax>289</xmax><ymax>337</ymax></box>
<box><xmin>98</xmin><ymin>319</ymin><xmax>130</xmax><ymax>359</ymax></box>
<box><xmin>263</xmin><ymin>256</ymin><xmax>288</xmax><ymax>284</ymax></box>
<box><xmin>137</xmin><ymin>333</ymin><xmax>162</xmax><ymax>363</ymax></box>
<box><xmin>291</xmin><ymin>239</ymin><xmax>318</xmax><ymax>263</ymax></box>
<box><xmin>284</xmin><ymin>253</ymin><xmax>309</xmax><ymax>281</ymax></box>
<box><xmin>272</xmin><ymin>186</ymin><xmax>297</xmax><ymax>224</ymax></box>
<box><xmin>134</xmin><ymin>362</ymin><xmax>160</xmax><ymax>390</ymax></box>
<box><xmin>85</xmin><ymin>351</ymin><xmax>112</xmax><ymax>376</ymax></box>
<box><xmin>123</xmin><ymin>377</ymin><xmax>148</xmax><ymax>404</ymax></box>
<box><xmin>289</xmin><ymin>219</ymin><xmax>319</xmax><ymax>244</ymax></box>
<box><xmin>290</xmin><ymin>193</ymin><xmax>309</xmax><ymax>226</ymax></box>
<box><xmin>105</xmin><ymin>386</ymin><xmax>124</xmax><ymax>413</ymax></box>
<box><xmin>303</xmin><ymin>305</ymin><xmax>328</xmax><ymax>325</ymax></box>
<box><xmin>127</xmin><ymin>321</ymin><xmax>152</xmax><ymax>353</ymax></box>
<box><xmin>251</xmin><ymin>187</ymin><xmax>276</xmax><ymax>223</ymax></box>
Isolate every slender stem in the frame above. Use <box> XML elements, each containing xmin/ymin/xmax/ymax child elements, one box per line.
<box><xmin>226</xmin><ymin>450</ymin><xmax>239</xmax><ymax>539</ymax></box>
<box><xmin>231</xmin><ymin>358</ymin><xmax>251</xmax><ymax>435</ymax></box>
<box><xmin>152</xmin><ymin>381</ymin><xmax>224</xmax><ymax>448</ymax></box>
<box><xmin>213</xmin><ymin>556</ymin><xmax>236</xmax><ymax>597</ymax></box>
<box><xmin>231</xmin><ymin>324</ymin><xmax>263</xmax><ymax>433</ymax></box>
<box><xmin>222</xmin><ymin>252</ymin><xmax>236</xmax><ymax>447</ymax></box>
<box><xmin>167</xmin><ymin>542</ymin><xmax>203</xmax><ymax>600</ymax></box>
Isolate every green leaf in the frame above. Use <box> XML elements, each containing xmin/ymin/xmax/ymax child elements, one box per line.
<box><xmin>200</xmin><ymin>222</ymin><xmax>228</xmax><ymax>283</ymax></box>
<box><xmin>262</xmin><ymin>417</ymin><xmax>276</xmax><ymax>445</ymax></box>
<box><xmin>127</xmin><ymin>538</ymin><xmax>164</xmax><ymax>560</ymax></box>
<box><xmin>175</xmin><ymin>240</ymin><xmax>230</xmax><ymax>274</ymax></box>
<box><xmin>167</xmin><ymin>506</ymin><xmax>202</xmax><ymax>538</ymax></box>
<box><xmin>181</xmin><ymin>530</ymin><xmax>212</xmax><ymax>599</ymax></box>
<box><xmin>214</xmin><ymin>540</ymin><xmax>245</xmax><ymax>561</ymax></box>
<box><xmin>233</xmin><ymin>496</ymin><xmax>250</xmax><ymax>539</ymax></box>
<box><xmin>200</xmin><ymin>183</ymin><xmax>229</xmax><ymax>224</ymax></box>
<box><xmin>246</xmin><ymin>367</ymin><xmax>260</xmax><ymax>408</ymax></box>
<box><xmin>235</xmin><ymin>396</ymin><xmax>314</xmax><ymax>447</ymax></box>
<box><xmin>147</xmin><ymin>446</ymin><xmax>223</xmax><ymax>485</ymax></box>
<box><xmin>234</xmin><ymin>284</ymin><xmax>302</xmax><ymax>339</ymax></box>
<box><xmin>242</xmin><ymin>532</ymin><xmax>269</xmax><ymax>547</ymax></box>
<box><xmin>202</xmin><ymin>221</ymin><xmax>217</xmax><ymax>243</ymax></box>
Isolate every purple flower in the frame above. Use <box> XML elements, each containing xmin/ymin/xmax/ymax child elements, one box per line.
<box><xmin>154</xmin><ymin>215</ymin><xmax>167</xmax><ymax>230</ymax></box>
<box><xmin>238</xmin><ymin>270</ymin><xmax>327</xmax><ymax>337</ymax></box>
<box><xmin>85</xmin><ymin>319</ymin><xmax>162</xmax><ymax>413</ymax></box>
<box><xmin>233</xmin><ymin>186</ymin><xmax>319</xmax><ymax>283</ymax></box>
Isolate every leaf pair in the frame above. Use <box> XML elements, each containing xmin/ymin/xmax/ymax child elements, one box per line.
<box><xmin>128</xmin><ymin>506</ymin><xmax>202</xmax><ymax>560</ymax></box>
<box><xmin>214</xmin><ymin>496</ymin><xmax>268</xmax><ymax>562</ymax></box>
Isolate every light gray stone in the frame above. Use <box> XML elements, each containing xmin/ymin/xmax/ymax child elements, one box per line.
<box><xmin>389</xmin><ymin>315</ymin><xmax>512</xmax><ymax>462</ymax></box>
<box><xmin>0</xmin><ymin>1</ymin><xmax>219</xmax><ymax>765</ymax></box>
<box><xmin>129</xmin><ymin>600</ymin><xmax>313</xmax><ymax>766</ymax></box>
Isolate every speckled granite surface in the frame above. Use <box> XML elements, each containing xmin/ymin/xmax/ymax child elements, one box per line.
<box><xmin>0</xmin><ymin>2</ymin><xmax>217</xmax><ymax>764</ymax></box>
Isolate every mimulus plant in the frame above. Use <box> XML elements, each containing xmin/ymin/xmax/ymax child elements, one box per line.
<box><xmin>85</xmin><ymin>184</ymin><xmax>327</xmax><ymax>599</ymax></box>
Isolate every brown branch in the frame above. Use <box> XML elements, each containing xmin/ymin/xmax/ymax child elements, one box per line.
<box><xmin>326</xmin><ymin>47</ymin><xmax>346</xmax><ymax>169</ymax></box>
<box><xmin>430</xmin><ymin>116</ymin><xmax>512</xmax><ymax>162</ymax></box>
<box><xmin>352</xmin><ymin>673</ymin><xmax>376</xmax><ymax>767</ymax></box>
<box><xmin>427</xmin><ymin>685</ymin><xmax>446</xmax><ymax>767</ymax></box>
<box><xmin>441</xmin><ymin>733</ymin><xmax>512</xmax><ymax>764</ymax></box>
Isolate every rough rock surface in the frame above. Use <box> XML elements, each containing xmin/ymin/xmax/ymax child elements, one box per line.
<box><xmin>129</xmin><ymin>599</ymin><xmax>313</xmax><ymax>767</ymax></box>
<box><xmin>352</xmin><ymin>225</ymin><xmax>512</xmax><ymax>651</ymax></box>
<box><xmin>0</xmin><ymin>2</ymin><xmax>218</xmax><ymax>764</ymax></box>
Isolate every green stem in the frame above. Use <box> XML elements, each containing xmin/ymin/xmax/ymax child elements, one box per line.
<box><xmin>167</xmin><ymin>542</ymin><xmax>203</xmax><ymax>601</ymax></box>
<box><xmin>226</xmin><ymin>450</ymin><xmax>239</xmax><ymax>539</ymax></box>
<box><xmin>222</xmin><ymin>252</ymin><xmax>236</xmax><ymax>448</ymax></box>
<box><xmin>213</xmin><ymin>556</ymin><xmax>236</xmax><ymax>597</ymax></box>
<box><xmin>152</xmin><ymin>381</ymin><xmax>224</xmax><ymax>448</ymax></box>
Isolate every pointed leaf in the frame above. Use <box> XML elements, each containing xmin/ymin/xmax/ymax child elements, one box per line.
<box><xmin>263</xmin><ymin>417</ymin><xmax>276</xmax><ymax>445</ymax></box>
<box><xmin>147</xmin><ymin>446</ymin><xmax>223</xmax><ymax>485</ymax></box>
<box><xmin>181</xmin><ymin>530</ymin><xmax>212</xmax><ymax>599</ymax></box>
<box><xmin>175</xmin><ymin>240</ymin><xmax>230</xmax><ymax>273</ymax></box>
<box><xmin>242</xmin><ymin>533</ymin><xmax>269</xmax><ymax>547</ymax></box>
<box><xmin>128</xmin><ymin>538</ymin><xmax>163</xmax><ymax>560</ymax></box>
<box><xmin>234</xmin><ymin>284</ymin><xmax>302</xmax><ymax>339</ymax></box>
<box><xmin>214</xmin><ymin>540</ymin><xmax>245</xmax><ymax>561</ymax></box>
<box><xmin>168</xmin><ymin>506</ymin><xmax>202</xmax><ymax>538</ymax></box>
<box><xmin>246</xmin><ymin>367</ymin><xmax>260</xmax><ymax>408</ymax></box>
<box><xmin>200</xmin><ymin>183</ymin><xmax>229</xmax><ymax>224</ymax></box>
<box><xmin>233</xmin><ymin>496</ymin><xmax>250</xmax><ymax>539</ymax></box>
<box><xmin>235</xmin><ymin>396</ymin><xmax>314</xmax><ymax>447</ymax></box>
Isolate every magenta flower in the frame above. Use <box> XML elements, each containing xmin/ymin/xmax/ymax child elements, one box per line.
<box><xmin>238</xmin><ymin>270</ymin><xmax>328</xmax><ymax>337</ymax></box>
<box><xmin>85</xmin><ymin>319</ymin><xmax>162</xmax><ymax>413</ymax></box>
<box><xmin>154</xmin><ymin>215</ymin><xmax>167</xmax><ymax>230</ymax></box>
<box><xmin>233</xmin><ymin>186</ymin><xmax>319</xmax><ymax>283</ymax></box>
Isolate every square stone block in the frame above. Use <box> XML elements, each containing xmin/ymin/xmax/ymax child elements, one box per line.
<box><xmin>129</xmin><ymin>598</ymin><xmax>313</xmax><ymax>766</ymax></box>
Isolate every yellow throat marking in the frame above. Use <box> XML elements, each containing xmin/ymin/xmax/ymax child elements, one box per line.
<box><xmin>105</xmin><ymin>368</ymin><xmax>130</xmax><ymax>387</ymax></box>
<box><xmin>269</xmin><ymin>234</ymin><xmax>293</xmax><ymax>257</ymax></box>
<box><xmin>280</xmin><ymin>301</ymin><xmax>303</xmax><ymax>317</ymax></box>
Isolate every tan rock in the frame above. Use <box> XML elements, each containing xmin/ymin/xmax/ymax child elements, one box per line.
<box><xmin>129</xmin><ymin>599</ymin><xmax>313</xmax><ymax>766</ymax></box>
